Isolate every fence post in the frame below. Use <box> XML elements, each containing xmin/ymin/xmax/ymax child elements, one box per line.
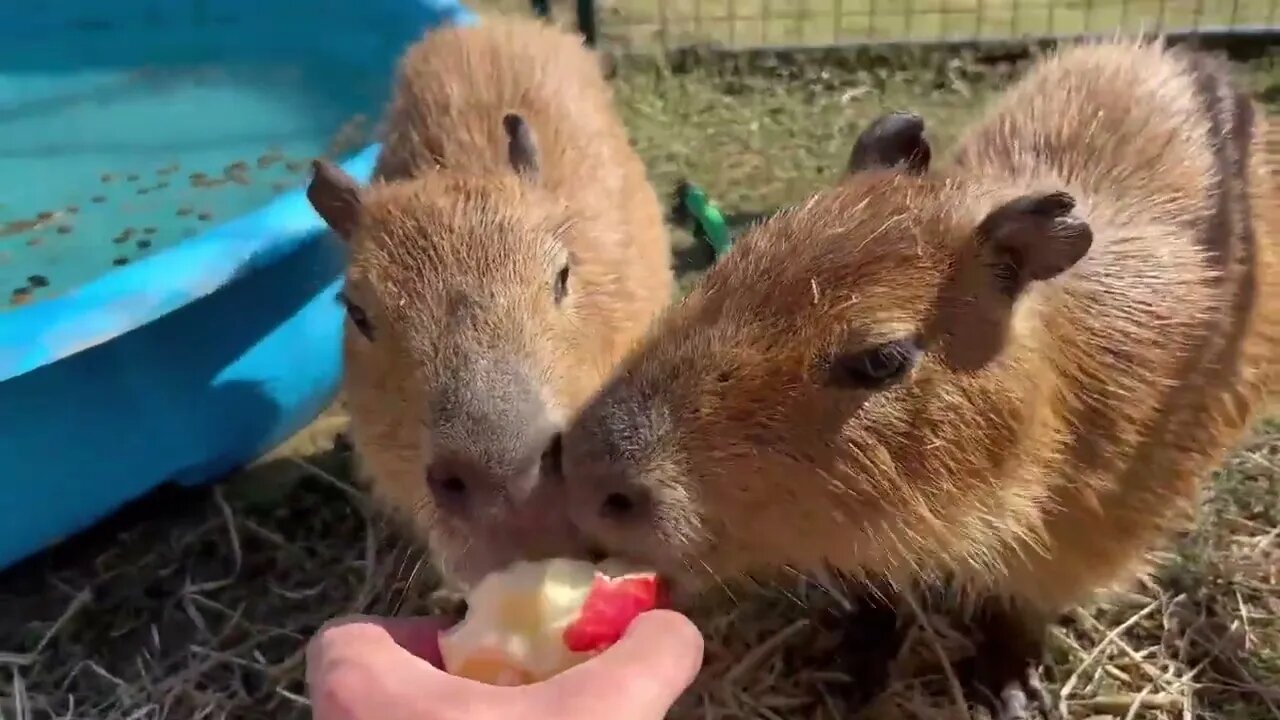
<box><xmin>578</xmin><ymin>0</ymin><xmax>599</xmax><ymax>46</ymax></box>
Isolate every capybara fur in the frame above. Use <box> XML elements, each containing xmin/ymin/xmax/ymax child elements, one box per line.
<box><xmin>305</xmin><ymin>16</ymin><xmax>672</xmax><ymax>589</ymax></box>
<box><xmin>558</xmin><ymin>39</ymin><xmax>1279</xmax><ymax>716</ymax></box>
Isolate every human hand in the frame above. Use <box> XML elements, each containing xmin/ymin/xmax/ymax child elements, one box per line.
<box><xmin>306</xmin><ymin>609</ymin><xmax>704</xmax><ymax>720</ymax></box>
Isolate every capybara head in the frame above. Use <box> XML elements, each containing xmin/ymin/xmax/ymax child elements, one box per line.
<box><xmin>560</xmin><ymin>113</ymin><xmax>1094</xmax><ymax>592</ymax></box>
<box><xmin>309</xmin><ymin>114</ymin><xmax>617</xmax><ymax>586</ymax></box>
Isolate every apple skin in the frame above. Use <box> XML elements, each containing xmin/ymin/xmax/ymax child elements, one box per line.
<box><xmin>562</xmin><ymin>572</ymin><xmax>667</xmax><ymax>653</ymax></box>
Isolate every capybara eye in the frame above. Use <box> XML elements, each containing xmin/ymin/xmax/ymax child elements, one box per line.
<box><xmin>553</xmin><ymin>263</ymin><xmax>570</xmax><ymax>304</ymax></box>
<box><xmin>337</xmin><ymin>291</ymin><xmax>375</xmax><ymax>342</ymax></box>
<box><xmin>827</xmin><ymin>338</ymin><xmax>920</xmax><ymax>390</ymax></box>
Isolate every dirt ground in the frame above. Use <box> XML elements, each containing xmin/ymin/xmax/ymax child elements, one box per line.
<box><xmin>2</xmin><ymin>39</ymin><xmax>1279</xmax><ymax>720</ymax></box>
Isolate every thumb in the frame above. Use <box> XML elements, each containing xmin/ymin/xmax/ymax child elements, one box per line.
<box><xmin>540</xmin><ymin>610</ymin><xmax>704</xmax><ymax>714</ymax></box>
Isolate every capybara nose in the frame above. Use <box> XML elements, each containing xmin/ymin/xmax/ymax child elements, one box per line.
<box><xmin>425</xmin><ymin>452</ymin><xmax>486</xmax><ymax>518</ymax></box>
<box><xmin>561</xmin><ymin>450</ymin><xmax>658</xmax><ymax>538</ymax></box>
<box><xmin>426</xmin><ymin>427</ymin><xmax>564</xmax><ymax>520</ymax></box>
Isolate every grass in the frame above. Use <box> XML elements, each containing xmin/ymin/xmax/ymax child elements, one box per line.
<box><xmin>511</xmin><ymin>0</ymin><xmax>1280</xmax><ymax>52</ymax></box>
<box><xmin>2</xmin><ymin>29</ymin><xmax>1280</xmax><ymax>720</ymax></box>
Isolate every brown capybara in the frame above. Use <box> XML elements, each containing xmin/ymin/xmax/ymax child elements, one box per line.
<box><xmin>554</xmin><ymin>40</ymin><xmax>1279</xmax><ymax>718</ymax></box>
<box><xmin>305</xmin><ymin>16</ymin><xmax>673</xmax><ymax>589</ymax></box>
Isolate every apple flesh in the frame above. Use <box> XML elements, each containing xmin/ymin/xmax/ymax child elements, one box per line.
<box><xmin>438</xmin><ymin>559</ymin><xmax>665</xmax><ymax>685</ymax></box>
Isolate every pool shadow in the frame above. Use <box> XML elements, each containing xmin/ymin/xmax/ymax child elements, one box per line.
<box><xmin>0</xmin><ymin>381</ymin><xmax>280</xmax><ymax>586</ymax></box>
<box><xmin>0</xmin><ymin>0</ymin><xmax>462</xmax><ymax>162</ymax></box>
<box><xmin>0</xmin><ymin>230</ymin><xmax>344</xmax><ymax>575</ymax></box>
<box><xmin>0</xmin><ymin>0</ymin><xmax>442</xmax><ymax>75</ymax></box>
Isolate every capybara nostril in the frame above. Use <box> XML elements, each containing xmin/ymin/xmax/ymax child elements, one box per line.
<box><xmin>425</xmin><ymin>456</ymin><xmax>475</xmax><ymax>516</ymax></box>
<box><xmin>599</xmin><ymin>486</ymin><xmax>649</xmax><ymax>523</ymax></box>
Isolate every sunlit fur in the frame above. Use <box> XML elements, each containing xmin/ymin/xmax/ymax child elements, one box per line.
<box><xmin>561</xmin><ymin>39</ymin><xmax>1280</xmax><ymax>623</ymax></box>
<box><xmin>342</xmin><ymin>17</ymin><xmax>672</xmax><ymax>587</ymax></box>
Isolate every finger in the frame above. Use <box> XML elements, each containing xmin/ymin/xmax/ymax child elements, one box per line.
<box><xmin>361</xmin><ymin>615</ymin><xmax>454</xmax><ymax>667</ymax></box>
<box><xmin>537</xmin><ymin>610</ymin><xmax>704</xmax><ymax>712</ymax></box>
<box><xmin>307</xmin><ymin>615</ymin><xmax>516</xmax><ymax>719</ymax></box>
<box><xmin>308</xmin><ymin>615</ymin><xmax>452</xmax><ymax>669</ymax></box>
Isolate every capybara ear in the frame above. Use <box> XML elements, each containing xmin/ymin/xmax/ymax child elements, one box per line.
<box><xmin>976</xmin><ymin>191</ymin><xmax>1094</xmax><ymax>294</ymax></box>
<box><xmin>503</xmin><ymin>113</ymin><xmax>540</xmax><ymax>181</ymax></box>
<box><xmin>846</xmin><ymin>112</ymin><xmax>932</xmax><ymax>176</ymax></box>
<box><xmin>307</xmin><ymin>159</ymin><xmax>364</xmax><ymax>240</ymax></box>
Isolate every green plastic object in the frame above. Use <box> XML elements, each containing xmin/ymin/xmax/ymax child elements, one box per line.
<box><xmin>679</xmin><ymin>181</ymin><xmax>733</xmax><ymax>258</ymax></box>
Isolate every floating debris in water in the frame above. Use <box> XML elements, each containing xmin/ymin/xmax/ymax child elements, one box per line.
<box><xmin>26</xmin><ymin>237</ymin><xmax>42</xmax><ymax>247</ymax></box>
<box><xmin>137</xmin><ymin>187</ymin><xmax>150</xmax><ymax>195</ymax></box>
<box><xmin>257</xmin><ymin>150</ymin><xmax>285</xmax><ymax>169</ymax></box>
<box><xmin>143</xmin><ymin>227</ymin><xmax>157</xmax><ymax>235</ymax></box>
<box><xmin>66</xmin><ymin>206</ymin><xmax>79</xmax><ymax>214</ymax></box>
<box><xmin>137</xmin><ymin>239</ymin><xmax>153</xmax><ymax>249</ymax></box>
<box><xmin>272</xmin><ymin>181</ymin><xmax>290</xmax><ymax>192</ymax></box>
<box><xmin>112</xmin><ymin>257</ymin><xmax>129</xmax><ymax>267</ymax></box>
<box><xmin>177</xmin><ymin>207</ymin><xmax>194</xmax><ymax>217</ymax></box>
<box><xmin>157</xmin><ymin>164</ymin><xmax>180</xmax><ymax>176</ymax></box>
<box><xmin>91</xmin><ymin>195</ymin><xmax>107</xmax><ymax>203</ymax></box>
<box><xmin>225</xmin><ymin>161</ymin><xmax>251</xmax><ymax>186</ymax></box>
<box><xmin>100</xmin><ymin>173</ymin><xmax>113</xmax><ymax>183</ymax></box>
<box><xmin>3</xmin><ymin>219</ymin><xmax>40</xmax><ymax>237</ymax></box>
<box><xmin>9</xmin><ymin>286</ymin><xmax>32</xmax><ymax>307</ymax></box>
<box><xmin>189</xmin><ymin>171</ymin><xmax>229</xmax><ymax>189</ymax></box>
<box><xmin>1</xmin><ymin>210</ymin><xmax>68</xmax><ymax>237</ymax></box>
<box><xmin>55</xmin><ymin>225</ymin><xmax>73</xmax><ymax>235</ymax></box>
<box><xmin>156</xmin><ymin>181</ymin><xmax>170</xmax><ymax>189</ymax></box>
<box><xmin>126</xmin><ymin>173</ymin><xmax>140</xmax><ymax>182</ymax></box>
<box><xmin>197</xmin><ymin>212</ymin><xmax>213</xmax><ymax>222</ymax></box>
<box><xmin>285</xmin><ymin>160</ymin><xmax>307</xmax><ymax>173</ymax></box>
<box><xmin>327</xmin><ymin>114</ymin><xmax>371</xmax><ymax>158</ymax></box>
<box><xmin>112</xmin><ymin>228</ymin><xmax>135</xmax><ymax>244</ymax></box>
<box><xmin>27</xmin><ymin>275</ymin><xmax>49</xmax><ymax>288</ymax></box>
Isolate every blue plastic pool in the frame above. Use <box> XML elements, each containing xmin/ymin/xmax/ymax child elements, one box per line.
<box><xmin>0</xmin><ymin>0</ymin><xmax>476</xmax><ymax>571</ymax></box>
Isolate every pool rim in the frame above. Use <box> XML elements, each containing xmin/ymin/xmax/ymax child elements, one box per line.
<box><xmin>0</xmin><ymin>0</ymin><xmax>478</xmax><ymax>384</ymax></box>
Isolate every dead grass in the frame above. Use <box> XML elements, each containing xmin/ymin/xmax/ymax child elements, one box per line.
<box><xmin>2</xmin><ymin>43</ymin><xmax>1280</xmax><ymax>720</ymax></box>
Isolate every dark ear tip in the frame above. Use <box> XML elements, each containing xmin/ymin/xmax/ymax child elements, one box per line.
<box><xmin>1033</xmin><ymin>190</ymin><xmax>1077</xmax><ymax>216</ymax></box>
<box><xmin>502</xmin><ymin>113</ymin><xmax>525</xmax><ymax>136</ymax></box>
<box><xmin>1057</xmin><ymin>213</ymin><xmax>1094</xmax><ymax>243</ymax></box>
<box><xmin>888</xmin><ymin>110</ymin><xmax>926</xmax><ymax>130</ymax></box>
<box><xmin>864</xmin><ymin>111</ymin><xmax>926</xmax><ymax>138</ymax></box>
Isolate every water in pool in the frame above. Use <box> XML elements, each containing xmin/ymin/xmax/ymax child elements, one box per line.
<box><xmin>0</xmin><ymin>1</ymin><xmax>408</xmax><ymax>309</ymax></box>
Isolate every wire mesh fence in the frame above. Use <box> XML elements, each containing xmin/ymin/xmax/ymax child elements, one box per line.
<box><xmin>547</xmin><ymin>0</ymin><xmax>1280</xmax><ymax>53</ymax></box>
